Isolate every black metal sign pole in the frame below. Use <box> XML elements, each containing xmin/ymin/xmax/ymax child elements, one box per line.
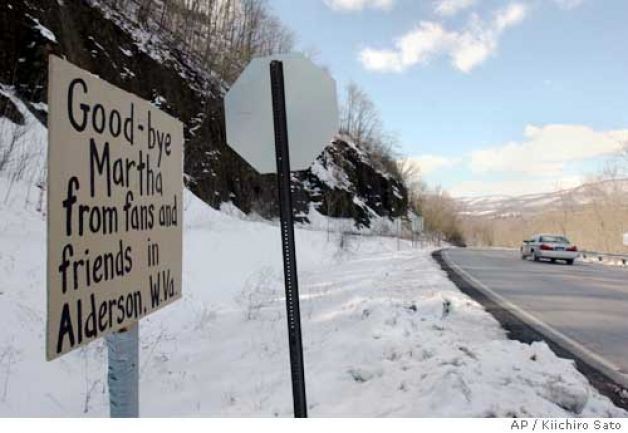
<box><xmin>269</xmin><ymin>60</ymin><xmax>308</xmax><ymax>418</ymax></box>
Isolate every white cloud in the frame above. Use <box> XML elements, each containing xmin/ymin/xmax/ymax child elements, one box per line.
<box><xmin>494</xmin><ymin>2</ymin><xmax>527</xmax><ymax>30</ymax></box>
<box><xmin>450</xmin><ymin>175</ymin><xmax>584</xmax><ymax>197</ymax></box>
<box><xmin>325</xmin><ymin>0</ymin><xmax>394</xmax><ymax>12</ymax></box>
<box><xmin>359</xmin><ymin>48</ymin><xmax>405</xmax><ymax>73</ymax></box>
<box><xmin>470</xmin><ymin>124</ymin><xmax>628</xmax><ymax>175</ymax></box>
<box><xmin>404</xmin><ymin>154</ymin><xmax>461</xmax><ymax>175</ymax></box>
<box><xmin>359</xmin><ymin>2</ymin><xmax>528</xmax><ymax>73</ymax></box>
<box><xmin>434</xmin><ymin>0</ymin><xmax>478</xmax><ymax>17</ymax></box>
<box><xmin>361</xmin><ymin>22</ymin><xmax>454</xmax><ymax>72</ymax></box>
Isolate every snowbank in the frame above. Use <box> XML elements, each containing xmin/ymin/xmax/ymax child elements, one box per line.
<box><xmin>0</xmin><ymin>177</ymin><xmax>625</xmax><ymax>417</ymax></box>
<box><xmin>0</xmin><ymin>86</ymin><xmax>47</xmax><ymax>186</ymax></box>
<box><xmin>579</xmin><ymin>254</ymin><xmax>628</xmax><ymax>268</ymax></box>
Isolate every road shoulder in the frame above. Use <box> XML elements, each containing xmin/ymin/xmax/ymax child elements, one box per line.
<box><xmin>432</xmin><ymin>248</ymin><xmax>628</xmax><ymax>410</ymax></box>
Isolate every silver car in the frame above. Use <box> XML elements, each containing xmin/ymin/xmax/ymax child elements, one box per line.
<box><xmin>521</xmin><ymin>234</ymin><xmax>579</xmax><ymax>265</ymax></box>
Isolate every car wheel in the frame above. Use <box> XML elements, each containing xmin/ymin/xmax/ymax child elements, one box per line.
<box><xmin>533</xmin><ymin>253</ymin><xmax>540</xmax><ymax>262</ymax></box>
<box><xmin>566</xmin><ymin>259</ymin><xmax>574</xmax><ymax>265</ymax></box>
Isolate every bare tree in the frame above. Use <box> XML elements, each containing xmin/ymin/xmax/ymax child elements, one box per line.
<box><xmin>339</xmin><ymin>82</ymin><xmax>402</xmax><ymax>179</ymax></box>
<box><xmin>0</xmin><ymin>124</ymin><xmax>24</xmax><ymax>174</ymax></box>
<box><xmin>397</xmin><ymin>158</ymin><xmax>423</xmax><ymax>198</ymax></box>
<box><xmin>460</xmin><ymin>166</ymin><xmax>628</xmax><ymax>253</ymax></box>
<box><xmin>106</xmin><ymin>0</ymin><xmax>294</xmax><ymax>85</ymax></box>
<box><xmin>340</xmin><ymin>82</ymin><xmax>381</xmax><ymax>148</ymax></box>
<box><xmin>0</xmin><ymin>115</ymin><xmax>46</xmax><ymax>205</ymax></box>
<box><xmin>413</xmin><ymin>186</ymin><xmax>465</xmax><ymax>246</ymax></box>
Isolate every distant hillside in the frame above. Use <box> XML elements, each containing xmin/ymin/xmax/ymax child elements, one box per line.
<box><xmin>457</xmin><ymin>179</ymin><xmax>628</xmax><ymax>254</ymax></box>
<box><xmin>457</xmin><ymin>179</ymin><xmax>628</xmax><ymax>218</ymax></box>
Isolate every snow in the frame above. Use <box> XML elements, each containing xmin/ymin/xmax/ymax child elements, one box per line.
<box><xmin>579</xmin><ymin>254</ymin><xmax>628</xmax><ymax>268</ymax></box>
<box><xmin>87</xmin><ymin>0</ymin><xmax>225</xmax><ymax>95</ymax></box>
<box><xmin>457</xmin><ymin>179</ymin><xmax>628</xmax><ymax>217</ymax></box>
<box><xmin>29</xmin><ymin>17</ymin><xmax>58</xmax><ymax>44</ymax></box>
<box><xmin>0</xmin><ymin>86</ymin><xmax>47</xmax><ymax>184</ymax></box>
<box><xmin>0</xmin><ymin>176</ymin><xmax>625</xmax><ymax>417</ymax></box>
<box><xmin>0</xmin><ymin>80</ymin><xmax>624</xmax><ymax>418</ymax></box>
<box><xmin>31</xmin><ymin>102</ymin><xmax>48</xmax><ymax>113</ymax></box>
<box><xmin>152</xmin><ymin>95</ymin><xmax>167</xmax><ymax>108</ymax></box>
<box><xmin>302</xmin><ymin>203</ymin><xmax>402</xmax><ymax>238</ymax></box>
<box><xmin>310</xmin><ymin>157</ymin><xmax>350</xmax><ymax>191</ymax></box>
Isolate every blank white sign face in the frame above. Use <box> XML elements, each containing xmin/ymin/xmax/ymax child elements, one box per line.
<box><xmin>412</xmin><ymin>216</ymin><xmax>424</xmax><ymax>233</ymax></box>
<box><xmin>225</xmin><ymin>54</ymin><xmax>339</xmax><ymax>174</ymax></box>
<box><xmin>624</xmin><ymin>233</ymin><xmax>628</xmax><ymax>246</ymax></box>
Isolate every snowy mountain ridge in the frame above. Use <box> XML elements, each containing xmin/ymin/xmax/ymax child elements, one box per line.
<box><xmin>457</xmin><ymin>179</ymin><xmax>628</xmax><ymax>218</ymax></box>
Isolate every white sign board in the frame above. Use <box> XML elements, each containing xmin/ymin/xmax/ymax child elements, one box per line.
<box><xmin>224</xmin><ymin>54</ymin><xmax>338</xmax><ymax>173</ymax></box>
<box><xmin>47</xmin><ymin>56</ymin><xmax>184</xmax><ymax>360</ymax></box>
<box><xmin>411</xmin><ymin>214</ymin><xmax>424</xmax><ymax>233</ymax></box>
<box><xmin>624</xmin><ymin>233</ymin><xmax>628</xmax><ymax>246</ymax></box>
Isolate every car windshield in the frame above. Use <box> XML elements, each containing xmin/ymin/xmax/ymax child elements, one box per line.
<box><xmin>540</xmin><ymin>236</ymin><xmax>570</xmax><ymax>244</ymax></box>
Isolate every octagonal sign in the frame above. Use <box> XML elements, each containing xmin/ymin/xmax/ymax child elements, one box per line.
<box><xmin>225</xmin><ymin>53</ymin><xmax>339</xmax><ymax>174</ymax></box>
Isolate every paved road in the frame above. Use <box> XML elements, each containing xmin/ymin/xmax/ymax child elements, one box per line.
<box><xmin>444</xmin><ymin>248</ymin><xmax>628</xmax><ymax>382</ymax></box>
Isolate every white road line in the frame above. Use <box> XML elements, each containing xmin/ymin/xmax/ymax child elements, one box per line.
<box><xmin>442</xmin><ymin>249</ymin><xmax>628</xmax><ymax>389</ymax></box>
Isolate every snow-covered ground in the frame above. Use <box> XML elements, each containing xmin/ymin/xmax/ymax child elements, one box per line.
<box><xmin>0</xmin><ymin>85</ymin><xmax>47</xmax><ymax>188</ymax></box>
<box><xmin>579</xmin><ymin>254</ymin><xmax>628</xmax><ymax>268</ymax></box>
<box><xmin>0</xmin><ymin>177</ymin><xmax>625</xmax><ymax>417</ymax></box>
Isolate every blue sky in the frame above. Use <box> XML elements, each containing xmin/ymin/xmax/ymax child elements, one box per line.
<box><xmin>268</xmin><ymin>0</ymin><xmax>628</xmax><ymax>196</ymax></box>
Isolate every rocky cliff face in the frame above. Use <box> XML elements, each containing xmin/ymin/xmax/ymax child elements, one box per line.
<box><xmin>0</xmin><ymin>0</ymin><xmax>407</xmax><ymax>228</ymax></box>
